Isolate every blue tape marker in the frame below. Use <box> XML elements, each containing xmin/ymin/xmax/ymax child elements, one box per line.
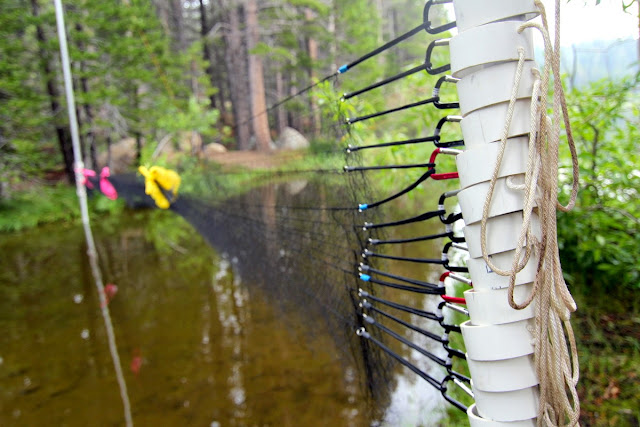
<box><xmin>359</xmin><ymin>274</ymin><xmax>371</xmax><ymax>282</ymax></box>
<box><xmin>358</xmin><ymin>203</ymin><xmax>368</xmax><ymax>212</ymax></box>
<box><xmin>338</xmin><ymin>64</ymin><xmax>348</xmax><ymax>74</ymax></box>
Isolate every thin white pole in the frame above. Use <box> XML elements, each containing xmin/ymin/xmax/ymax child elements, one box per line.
<box><xmin>53</xmin><ymin>1</ymin><xmax>133</xmax><ymax>425</ymax></box>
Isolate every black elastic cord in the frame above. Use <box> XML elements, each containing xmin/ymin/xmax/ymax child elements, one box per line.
<box><xmin>449</xmin><ymin>233</ymin><xmax>466</xmax><ymax>244</ymax></box>
<box><xmin>369</xmin><ymin>231</ymin><xmax>450</xmax><ymax>245</ymax></box>
<box><xmin>360</xmin><ymin>169</ymin><xmax>435</xmax><ymax>211</ymax></box>
<box><xmin>343</xmin><ymin>63</ymin><xmax>426</xmax><ymax>100</ymax></box>
<box><xmin>441</xmin><ymin>380</ymin><xmax>469</xmax><ymax>413</ymax></box>
<box><xmin>346</xmin><ymin>114</ymin><xmax>463</xmax><ymax>152</ymax></box>
<box><xmin>363</xmin><ymin>301</ymin><xmax>444</xmax><ymax>343</ymax></box>
<box><xmin>445</xmin><ymin>345</ymin><xmax>466</xmax><ymax>361</ymax></box>
<box><xmin>447</xmin><ymin>369</ymin><xmax>470</xmax><ymax>383</ymax></box>
<box><xmin>358</xmin><ymin>329</ymin><xmax>444</xmax><ymax>391</ymax></box>
<box><xmin>423</xmin><ymin>0</ymin><xmax>456</xmax><ymax>35</ymax></box>
<box><xmin>433</xmin><ymin>75</ymin><xmax>460</xmax><ymax>109</ymax></box>
<box><xmin>435</xmin><ymin>139</ymin><xmax>464</xmax><ymax>148</ymax></box>
<box><xmin>433</xmin><ymin>116</ymin><xmax>465</xmax><ymax>148</ymax></box>
<box><xmin>361</xmin><ymin>275</ymin><xmax>443</xmax><ymax>295</ymax></box>
<box><xmin>363</xmin><ymin>209</ymin><xmax>444</xmax><ymax>230</ymax></box>
<box><xmin>341</xmin><ymin>23</ymin><xmax>426</xmax><ymax>72</ymax></box>
<box><xmin>363</xmin><ymin>249</ymin><xmax>445</xmax><ymax>265</ymax></box>
<box><xmin>346</xmin><ymin>97</ymin><xmax>442</xmax><ymax>125</ymax></box>
<box><xmin>347</xmin><ymin>135</ymin><xmax>438</xmax><ymax>152</ymax></box>
<box><xmin>360</xmin><ymin>264</ymin><xmax>442</xmax><ymax>291</ymax></box>
<box><xmin>424</xmin><ymin>39</ymin><xmax>451</xmax><ymax>75</ymax></box>
<box><xmin>344</xmin><ymin>163</ymin><xmax>434</xmax><ymax>172</ymax></box>
<box><xmin>438</xmin><ymin>302</ymin><xmax>462</xmax><ymax>334</ymax></box>
<box><xmin>363</xmin><ymin>314</ymin><xmax>449</xmax><ymax>368</ymax></box>
<box><xmin>444</xmin><ymin>264</ymin><xmax>469</xmax><ymax>273</ymax></box>
<box><xmin>442</xmin><ymin>241</ymin><xmax>470</xmax><ymax>273</ymax></box>
<box><xmin>358</xmin><ymin>290</ymin><xmax>441</xmax><ymax>322</ymax></box>
<box><xmin>440</xmin><ymin>211</ymin><xmax>463</xmax><ymax>224</ymax></box>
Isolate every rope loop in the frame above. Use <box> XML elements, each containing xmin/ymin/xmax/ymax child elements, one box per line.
<box><xmin>476</xmin><ymin>1</ymin><xmax>581</xmax><ymax>424</ymax></box>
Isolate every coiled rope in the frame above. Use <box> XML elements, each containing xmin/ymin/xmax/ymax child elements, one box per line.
<box><xmin>478</xmin><ymin>1</ymin><xmax>580</xmax><ymax>425</ymax></box>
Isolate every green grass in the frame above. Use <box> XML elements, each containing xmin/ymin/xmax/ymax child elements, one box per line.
<box><xmin>573</xmin><ymin>286</ymin><xmax>640</xmax><ymax>426</ymax></box>
<box><xmin>0</xmin><ymin>184</ymin><xmax>125</xmax><ymax>233</ymax></box>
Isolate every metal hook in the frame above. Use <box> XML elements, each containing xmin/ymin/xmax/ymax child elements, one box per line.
<box><xmin>423</xmin><ymin>0</ymin><xmax>457</xmax><ymax>35</ymax></box>
<box><xmin>425</xmin><ymin>39</ymin><xmax>451</xmax><ymax>75</ymax></box>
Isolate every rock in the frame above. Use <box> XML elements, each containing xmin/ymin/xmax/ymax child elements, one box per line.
<box><xmin>202</xmin><ymin>143</ymin><xmax>228</xmax><ymax>159</ymax></box>
<box><xmin>275</xmin><ymin>127</ymin><xmax>309</xmax><ymax>150</ymax></box>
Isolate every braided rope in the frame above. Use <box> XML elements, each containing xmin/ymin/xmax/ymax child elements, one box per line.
<box><xmin>478</xmin><ymin>1</ymin><xmax>580</xmax><ymax>425</ymax></box>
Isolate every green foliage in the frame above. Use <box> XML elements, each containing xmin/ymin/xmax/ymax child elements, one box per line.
<box><xmin>0</xmin><ymin>186</ymin><xmax>78</xmax><ymax>232</ymax></box>
<box><xmin>571</xmin><ymin>286</ymin><xmax>640</xmax><ymax>426</ymax></box>
<box><xmin>557</xmin><ymin>74</ymin><xmax>640</xmax><ymax>290</ymax></box>
<box><xmin>157</xmin><ymin>96</ymin><xmax>220</xmax><ymax>137</ymax></box>
<box><xmin>0</xmin><ymin>184</ymin><xmax>126</xmax><ymax>233</ymax></box>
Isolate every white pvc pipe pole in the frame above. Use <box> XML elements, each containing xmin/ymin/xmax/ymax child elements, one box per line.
<box><xmin>53</xmin><ymin>1</ymin><xmax>133</xmax><ymax>425</ymax></box>
<box><xmin>450</xmin><ymin>0</ymin><xmax>542</xmax><ymax>425</ymax></box>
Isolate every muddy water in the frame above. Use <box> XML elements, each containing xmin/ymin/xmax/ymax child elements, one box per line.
<box><xmin>0</xmin><ymin>180</ymin><xmax>462</xmax><ymax>426</ymax></box>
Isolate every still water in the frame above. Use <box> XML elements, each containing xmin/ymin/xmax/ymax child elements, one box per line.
<box><xmin>0</xmin><ymin>181</ymin><xmax>460</xmax><ymax>426</ymax></box>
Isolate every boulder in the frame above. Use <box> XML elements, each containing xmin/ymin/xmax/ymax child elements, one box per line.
<box><xmin>275</xmin><ymin>127</ymin><xmax>310</xmax><ymax>150</ymax></box>
<box><xmin>202</xmin><ymin>143</ymin><xmax>228</xmax><ymax>159</ymax></box>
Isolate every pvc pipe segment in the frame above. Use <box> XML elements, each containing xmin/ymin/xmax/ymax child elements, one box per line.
<box><xmin>453</xmin><ymin>0</ymin><xmax>540</xmax><ymax>33</ymax></box>
<box><xmin>472</xmin><ymin>382</ymin><xmax>540</xmax><ymax>422</ymax></box>
<box><xmin>464</xmin><ymin>284</ymin><xmax>535</xmax><ymax>326</ymax></box>
<box><xmin>456</xmin><ymin>136</ymin><xmax>529</xmax><ymax>190</ymax></box>
<box><xmin>456</xmin><ymin>61</ymin><xmax>537</xmax><ymax>116</ymax></box>
<box><xmin>461</xmin><ymin>100</ymin><xmax>532</xmax><ymax>148</ymax></box>
<box><xmin>450</xmin><ymin>21</ymin><xmax>535</xmax><ymax>78</ymax></box>
<box><xmin>467</xmin><ymin>353</ymin><xmax>538</xmax><ymax>393</ymax></box>
<box><xmin>463</xmin><ymin>211</ymin><xmax>541</xmax><ymax>259</ymax></box>
<box><xmin>460</xmin><ymin>319</ymin><xmax>534</xmax><ymax>361</ymax></box>
<box><xmin>467</xmin><ymin>403</ymin><xmax>536</xmax><ymax>427</ymax></box>
<box><xmin>466</xmin><ymin>248</ymin><xmax>537</xmax><ymax>291</ymax></box>
<box><xmin>458</xmin><ymin>175</ymin><xmax>534</xmax><ymax>225</ymax></box>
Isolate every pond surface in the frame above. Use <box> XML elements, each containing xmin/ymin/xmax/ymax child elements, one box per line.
<box><xmin>0</xmin><ymin>180</ymin><xmax>462</xmax><ymax>426</ymax></box>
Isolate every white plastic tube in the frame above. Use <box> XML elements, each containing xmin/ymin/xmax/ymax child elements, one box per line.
<box><xmin>453</xmin><ymin>0</ymin><xmax>540</xmax><ymax>32</ymax></box>
<box><xmin>450</xmin><ymin>21</ymin><xmax>535</xmax><ymax>78</ymax></box>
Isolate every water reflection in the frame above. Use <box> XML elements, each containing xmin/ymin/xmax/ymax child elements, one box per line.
<box><xmin>0</xmin><ymin>178</ymin><xmax>459</xmax><ymax>425</ymax></box>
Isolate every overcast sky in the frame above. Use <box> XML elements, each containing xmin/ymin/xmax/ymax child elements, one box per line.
<box><xmin>539</xmin><ymin>0</ymin><xmax>638</xmax><ymax>45</ymax></box>
<box><xmin>446</xmin><ymin>0</ymin><xmax>638</xmax><ymax>45</ymax></box>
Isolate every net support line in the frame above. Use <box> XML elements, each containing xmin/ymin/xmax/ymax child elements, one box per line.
<box><xmin>53</xmin><ymin>2</ymin><xmax>133</xmax><ymax>426</ymax></box>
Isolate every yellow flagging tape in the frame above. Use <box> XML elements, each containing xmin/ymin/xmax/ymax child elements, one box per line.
<box><xmin>138</xmin><ymin>165</ymin><xmax>181</xmax><ymax>209</ymax></box>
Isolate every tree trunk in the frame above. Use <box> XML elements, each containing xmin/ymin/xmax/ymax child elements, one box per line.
<box><xmin>275</xmin><ymin>70</ymin><xmax>286</xmax><ymax>135</ymax></box>
<box><xmin>214</xmin><ymin>44</ymin><xmax>229</xmax><ymax>116</ymax></box>
<box><xmin>305</xmin><ymin>8</ymin><xmax>320</xmax><ymax>139</ymax></box>
<box><xmin>169</xmin><ymin>0</ymin><xmax>186</xmax><ymax>52</ymax></box>
<box><xmin>288</xmin><ymin>80</ymin><xmax>302</xmax><ymax>131</ymax></box>
<box><xmin>221</xmin><ymin>0</ymin><xmax>251</xmax><ymax>149</ymax></box>
<box><xmin>30</xmin><ymin>0</ymin><xmax>75</xmax><ymax>184</ymax></box>
<box><xmin>328</xmin><ymin>0</ymin><xmax>337</xmax><ymax>72</ymax></box>
<box><xmin>199</xmin><ymin>0</ymin><xmax>218</xmax><ymax>110</ymax></box>
<box><xmin>245</xmin><ymin>0</ymin><xmax>271</xmax><ymax>151</ymax></box>
<box><xmin>75</xmin><ymin>21</ymin><xmax>97</xmax><ymax>169</ymax></box>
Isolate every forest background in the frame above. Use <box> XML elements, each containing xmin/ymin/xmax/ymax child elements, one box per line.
<box><xmin>0</xmin><ymin>0</ymin><xmax>638</xmax><ymax>424</ymax></box>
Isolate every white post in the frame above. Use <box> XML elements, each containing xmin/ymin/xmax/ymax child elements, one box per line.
<box><xmin>53</xmin><ymin>1</ymin><xmax>133</xmax><ymax>426</ymax></box>
<box><xmin>449</xmin><ymin>1</ymin><xmax>542</xmax><ymax>425</ymax></box>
